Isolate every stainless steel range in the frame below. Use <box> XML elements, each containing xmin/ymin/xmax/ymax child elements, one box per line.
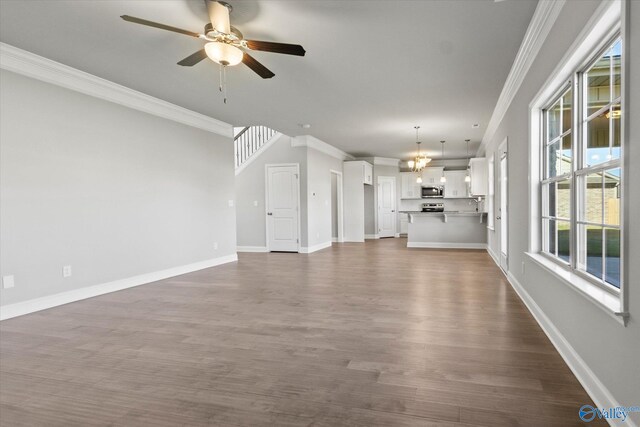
<box><xmin>421</xmin><ymin>202</ymin><xmax>444</xmax><ymax>212</ymax></box>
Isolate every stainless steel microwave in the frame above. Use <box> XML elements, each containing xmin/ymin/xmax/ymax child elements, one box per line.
<box><xmin>421</xmin><ymin>186</ymin><xmax>443</xmax><ymax>198</ymax></box>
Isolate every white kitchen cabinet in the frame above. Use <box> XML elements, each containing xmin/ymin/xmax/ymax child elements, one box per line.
<box><xmin>421</xmin><ymin>167</ymin><xmax>444</xmax><ymax>185</ymax></box>
<box><xmin>363</xmin><ymin>162</ymin><xmax>373</xmax><ymax>185</ymax></box>
<box><xmin>344</xmin><ymin>161</ymin><xmax>373</xmax><ymax>186</ymax></box>
<box><xmin>469</xmin><ymin>158</ymin><xmax>488</xmax><ymax>196</ymax></box>
<box><xmin>443</xmin><ymin>170</ymin><xmax>469</xmax><ymax>198</ymax></box>
<box><xmin>400</xmin><ymin>172</ymin><xmax>422</xmax><ymax>199</ymax></box>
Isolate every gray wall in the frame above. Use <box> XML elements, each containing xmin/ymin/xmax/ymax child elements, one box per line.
<box><xmin>235</xmin><ymin>134</ymin><xmax>307</xmax><ymax>248</ymax></box>
<box><xmin>235</xmin><ymin>134</ymin><xmax>344</xmax><ymax>250</ymax></box>
<box><xmin>484</xmin><ymin>0</ymin><xmax>640</xmax><ymax>417</ymax></box>
<box><xmin>0</xmin><ymin>70</ymin><xmax>237</xmax><ymax>306</ymax></box>
<box><xmin>306</xmin><ymin>148</ymin><xmax>343</xmax><ymax>248</ymax></box>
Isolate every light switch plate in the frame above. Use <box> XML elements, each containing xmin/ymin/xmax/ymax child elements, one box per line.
<box><xmin>228</xmin><ymin>200</ymin><xmax>234</xmax><ymax>207</ymax></box>
<box><xmin>2</xmin><ymin>275</ymin><xmax>15</xmax><ymax>289</ymax></box>
<box><xmin>63</xmin><ymin>265</ymin><xmax>72</xmax><ymax>278</ymax></box>
<box><xmin>253</xmin><ymin>201</ymin><xmax>258</xmax><ymax>207</ymax></box>
<box><xmin>213</xmin><ymin>242</ymin><xmax>218</xmax><ymax>250</ymax></box>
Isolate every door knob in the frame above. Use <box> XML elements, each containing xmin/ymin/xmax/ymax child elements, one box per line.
<box><xmin>496</xmin><ymin>216</ymin><xmax>501</xmax><ymax>220</ymax></box>
<box><xmin>267</xmin><ymin>212</ymin><xmax>273</xmax><ymax>216</ymax></box>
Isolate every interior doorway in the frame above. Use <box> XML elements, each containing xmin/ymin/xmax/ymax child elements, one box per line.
<box><xmin>377</xmin><ymin>176</ymin><xmax>397</xmax><ymax>238</ymax></box>
<box><xmin>330</xmin><ymin>170</ymin><xmax>344</xmax><ymax>243</ymax></box>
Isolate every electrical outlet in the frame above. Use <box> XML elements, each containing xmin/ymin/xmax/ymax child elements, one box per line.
<box><xmin>63</xmin><ymin>265</ymin><xmax>72</xmax><ymax>278</ymax></box>
<box><xmin>213</xmin><ymin>242</ymin><xmax>218</xmax><ymax>250</ymax></box>
<box><xmin>2</xmin><ymin>275</ymin><xmax>15</xmax><ymax>289</ymax></box>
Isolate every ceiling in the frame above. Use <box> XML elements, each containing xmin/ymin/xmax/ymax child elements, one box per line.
<box><xmin>0</xmin><ymin>0</ymin><xmax>537</xmax><ymax>160</ymax></box>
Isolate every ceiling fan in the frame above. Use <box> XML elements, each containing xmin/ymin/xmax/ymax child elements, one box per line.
<box><xmin>121</xmin><ymin>1</ymin><xmax>305</xmax><ymax>100</ymax></box>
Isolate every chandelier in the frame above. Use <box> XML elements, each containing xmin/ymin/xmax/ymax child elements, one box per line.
<box><xmin>407</xmin><ymin>126</ymin><xmax>431</xmax><ymax>173</ymax></box>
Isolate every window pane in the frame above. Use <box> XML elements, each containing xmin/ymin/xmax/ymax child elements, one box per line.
<box><xmin>547</xmin><ymin>100</ymin><xmax>561</xmax><ymax>141</ymax></box>
<box><xmin>604</xmin><ymin>227</ymin><xmax>620</xmax><ymax>288</ymax></box>
<box><xmin>586</xmin><ymin>110</ymin><xmax>610</xmax><ymax>166</ymax></box>
<box><xmin>604</xmin><ymin>168</ymin><xmax>621</xmax><ymax>226</ymax></box>
<box><xmin>545</xmin><ymin>218</ymin><xmax>556</xmax><ymax>256</ymax></box>
<box><xmin>562</xmin><ymin>89</ymin><xmax>572</xmax><ymax>134</ymax></box>
<box><xmin>587</xmin><ymin>52</ymin><xmax>610</xmax><ymax>116</ymax></box>
<box><xmin>547</xmin><ymin>135</ymin><xmax>572</xmax><ymax>178</ymax></box>
<box><xmin>611</xmin><ymin>103</ymin><xmax>621</xmax><ymax>161</ymax></box>
<box><xmin>578</xmin><ymin>224</ymin><xmax>603</xmax><ymax>281</ymax></box>
<box><xmin>557</xmin><ymin>179</ymin><xmax>571</xmax><ymax>219</ymax></box>
<box><xmin>547</xmin><ymin>140</ymin><xmax>560</xmax><ymax>178</ymax></box>
<box><xmin>557</xmin><ymin>220</ymin><xmax>571</xmax><ymax>262</ymax></box>
<box><xmin>584</xmin><ymin>172</ymin><xmax>603</xmax><ymax>223</ymax></box>
<box><xmin>612</xmin><ymin>40</ymin><xmax>621</xmax><ymax>99</ymax></box>
<box><xmin>561</xmin><ymin>134</ymin><xmax>572</xmax><ymax>174</ymax></box>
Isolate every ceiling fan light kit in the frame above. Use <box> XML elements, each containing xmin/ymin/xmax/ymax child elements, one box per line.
<box><xmin>205</xmin><ymin>42</ymin><xmax>243</xmax><ymax>66</ymax></box>
<box><xmin>120</xmin><ymin>0</ymin><xmax>306</xmax><ymax>103</ymax></box>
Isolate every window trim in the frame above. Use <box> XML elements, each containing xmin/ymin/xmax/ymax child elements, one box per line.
<box><xmin>526</xmin><ymin>0</ymin><xmax>627</xmax><ymax>324</ymax></box>
<box><xmin>540</xmin><ymin>36</ymin><xmax>623</xmax><ymax>295</ymax></box>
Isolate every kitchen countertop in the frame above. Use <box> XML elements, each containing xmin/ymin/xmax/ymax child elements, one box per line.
<box><xmin>400</xmin><ymin>210</ymin><xmax>487</xmax><ymax>224</ymax></box>
<box><xmin>400</xmin><ymin>210</ymin><xmax>486</xmax><ymax>215</ymax></box>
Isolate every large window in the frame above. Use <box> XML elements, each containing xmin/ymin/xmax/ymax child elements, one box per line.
<box><xmin>541</xmin><ymin>37</ymin><xmax>622</xmax><ymax>291</ymax></box>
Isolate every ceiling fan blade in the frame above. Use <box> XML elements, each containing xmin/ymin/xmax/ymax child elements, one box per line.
<box><xmin>242</xmin><ymin>53</ymin><xmax>275</xmax><ymax>79</ymax></box>
<box><xmin>245</xmin><ymin>40</ymin><xmax>306</xmax><ymax>56</ymax></box>
<box><xmin>121</xmin><ymin>15</ymin><xmax>201</xmax><ymax>38</ymax></box>
<box><xmin>177</xmin><ymin>49</ymin><xmax>208</xmax><ymax>66</ymax></box>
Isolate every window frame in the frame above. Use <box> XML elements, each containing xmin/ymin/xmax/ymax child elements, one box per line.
<box><xmin>539</xmin><ymin>33</ymin><xmax>623</xmax><ymax>296</ymax></box>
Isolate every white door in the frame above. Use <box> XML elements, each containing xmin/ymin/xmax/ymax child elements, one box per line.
<box><xmin>377</xmin><ymin>176</ymin><xmax>396</xmax><ymax>238</ymax></box>
<box><xmin>266</xmin><ymin>165</ymin><xmax>300</xmax><ymax>252</ymax></box>
<box><xmin>498</xmin><ymin>142</ymin><xmax>508</xmax><ymax>271</ymax></box>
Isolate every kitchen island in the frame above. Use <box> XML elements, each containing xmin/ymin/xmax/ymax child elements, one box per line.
<box><xmin>402</xmin><ymin>211</ymin><xmax>487</xmax><ymax>249</ymax></box>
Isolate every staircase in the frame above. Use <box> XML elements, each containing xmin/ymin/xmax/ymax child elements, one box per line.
<box><xmin>234</xmin><ymin>125</ymin><xmax>278</xmax><ymax>169</ymax></box>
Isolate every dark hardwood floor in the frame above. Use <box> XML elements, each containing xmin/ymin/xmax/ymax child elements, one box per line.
<box><xmin>0</xmin><ymin>238</ymin><xmax>603</xmax><ymax>426</ymax></box>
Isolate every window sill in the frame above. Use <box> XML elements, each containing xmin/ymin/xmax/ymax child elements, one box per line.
<box><xmin>525</xmin><ymin>253</ymin><xmax>628</xmax><ymax>326</ymax></box>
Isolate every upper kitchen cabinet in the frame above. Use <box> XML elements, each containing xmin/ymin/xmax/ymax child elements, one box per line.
<box><xmin>443</xmin><ymin>170</ymin><xmax>469</xmax><ymax>198</ymax></box>
<box><xmin>345</xmin><ymin>161</ymin><xmax>373</xmax><ymax>185</ymax></box>
<box><xmin>400</xmin><ymin>172</ymin><xmax>422</xmax><ymax>199</ymax></box>
<box><xmin>421</xmin><ymin>167</ymin><xmax>444</xmax><ymax>185</ymax></box>
<box><xmin>469</xmin><ymin>158</ymin><xmax>488</xmax><ymax>196</ymax></box>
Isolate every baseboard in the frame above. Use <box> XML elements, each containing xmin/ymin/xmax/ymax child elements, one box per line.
<box><xmin>364</xmin><ymin>234</ymin><xmax>380</xmax><ymax>240</ymax></box>
<box><xmin>486</xmin><ymin>246</ymin><xmax>500</xmax><ymax>265</ymax></box>
<box><xmin>486</xmin><ymin>247</ymin><xmax>632</xmax><ymax>427</ymax></box>
<box><xmin>0</xmin><ymin>254</ymin><xmax>238</xmax><ymax>321</ymax></box>
<box><xmin>237</xmin><ymin>246</ymin><xmax>268</xmax><ymax>253</ymax></box>
<box><xmin>394</xmin><ymin>233</ymin><xmax>401</xmax><ymax>238</ymax></box>
<box><xmin>407</xmin><ymin>242</ymin><xmax>487</xmax><ymax>249</ymax></box>
<box><xmin>300</xmin><ymin>241</ymin><xmax>332</xmax><ymax>254</ymax></box>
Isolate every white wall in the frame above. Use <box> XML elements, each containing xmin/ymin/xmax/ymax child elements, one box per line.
<box><xmin>235</xmin><ymin>134</ymin><xmax>307</xmax><ymax>248</ymax></box>
<box><xmin>0</xmin><ymin>69</ymin><xmax>237</xmax><ymax>306</ymax></box>
<box><xmin>235</xmin><ymin>134</ymin><xmax>344</xmax><ymax>250</ymax></box>
<box><xmin>483</xmin><ymin>0</ymin><xmax>640</xmax><ymax>419</ymax></box>
<box><xmin>306</xmin><ymin>148</ymin><xmax>343</xmax><ymax>249</ymax></box>
<box><xmin>331</xmin><ymin>173</ymin><xmax>338</xmax><ymax>239</ymax></box>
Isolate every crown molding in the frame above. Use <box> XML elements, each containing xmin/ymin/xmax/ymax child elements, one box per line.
<box><xmin>479</xmin><ymin>0</ymin><xmax>566</xmax><ymax>154</ymax></box>
<box><xmin>291</xmin><ymin>135</ymin><xmax>355</xmax><ymax>161</ymax></box>
<box><xmin>0</xmin><ymin>43</ymin><xmax>233</xmax><ymax>138</ymax></box>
